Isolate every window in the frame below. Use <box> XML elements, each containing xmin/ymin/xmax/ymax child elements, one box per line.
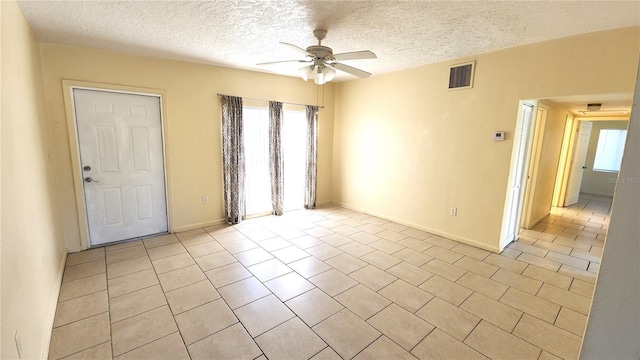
<box><xmin>243</xmin><ymin>106</ymin><xmax>307</xmax><ymax>216</ymax></box>
<box><xmin>593</xmin><ymin>129</ymin><xmax>627</xmax><ymax>172</ymax></box>
<box><xmin>282</xmin><ymin>110</ymin><xmax>307</xmax><ymax>210</ymax></box>
<box><xmin>243</xmin><ymin>107</ymin><xmax>271</xmax><ymax>215</ymax></box>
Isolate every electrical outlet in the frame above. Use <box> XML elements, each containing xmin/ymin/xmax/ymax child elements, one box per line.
<box><xmin>450</xmin><ymin>207</ymin><xmax>457</xmax><ymax>216</ymax></box>
<box><xmin>202</xmin><ymin>196</ymin><xmax>208</xmax><ymax>205</ymax></box>
<box><xmin>15</xmin><ymin>331</ymin><xmax>22</xmax><ymax>358</ymax></box>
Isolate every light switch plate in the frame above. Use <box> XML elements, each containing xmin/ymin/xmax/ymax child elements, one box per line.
<box><xmin>493</xmin><ymin>131</ymin><xmax>505</xmax><ymax>141</ymax></box>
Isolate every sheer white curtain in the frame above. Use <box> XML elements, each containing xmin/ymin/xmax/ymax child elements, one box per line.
<box><xmin>283</xmin><ymin>110</ymin><xmax>307</xmax><ymax>210</ymax></box>
<box><xmin>243</xmin><ymin>107</ymin><xmax>272</xmax><ymax>216</ymax></box>
<box><xmin>243</xmin><ymin>106</ymin><xmax>308</xmax><ymax>216</ymax></box>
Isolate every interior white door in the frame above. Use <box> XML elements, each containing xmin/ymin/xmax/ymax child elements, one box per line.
<box><xmin>564</xmin><ymin>121</ymin><xmax>592</xmax><ymax>206</ymax></box>
<box><xmin>73</xmin><ymin>89</ymin><xmax>168</xmax><ymax>246</ymax></box>
<box><xmin>521</xmin><ymin>108</ymin><xmax>546</xmax><ymax>229</ymax></box>
<box><xmin>502</xmin><ymin>102</ymin><xmax>535</xmax><ymax>247</ymax></box>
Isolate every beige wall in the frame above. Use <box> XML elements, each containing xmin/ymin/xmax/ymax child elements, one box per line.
<box><xmin>333</xmin><ymin>27</ymin><xmax>640</xmax><ymax>251</ymax></box>
<box><xmin>39</xmin><ymin>45</ymin><xmax>335</xmax><ymax>251</ymax></box>
<box><xmin>580</xmin><ymin>120</ymin><xmax>629</xmax><ymax>196</ymax></box>
<box><xmin>580</xmin><ymin>61</ymin><xmax>640</xmax><ymax>359</ymax></box>
<box><xmin>526</xmin><ymin>103</ymin><xmax>572</xmax><ymax>226</ymax></box>
<box><xmin>1</xmin><ymin>1</ymin><xmax>67</xmax><ymax>358</ymax></box>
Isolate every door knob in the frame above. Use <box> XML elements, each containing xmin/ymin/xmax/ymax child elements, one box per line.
<box><xmin>582</xmin><ymin>166</ymin><xmax>588</xmax><ymax>169</ymax></box>
<box><xmin>84</xmin><ymin>177</ymin><xmax>99</xmax><ymax>183</ymax></box>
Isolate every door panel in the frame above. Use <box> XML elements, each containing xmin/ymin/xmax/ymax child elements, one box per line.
<box><xmin>96</xmin><ymin>126</ymin><xmax>119</xmax><ymax>172</ymax></box>
<box><xmin>135</xmin><ymin>185</ymin><xmax>154</xmax><ymax>220</ymax></box>
<box><xmin>102</xmin><ymin>187</ymin><xmax>124</xmax><ymax>225</ymax></box>
<box><xmin>565</xmin><ymin>121</ymin><xmax>592</xmax><ymax>206</ymax></box>
<box><xmin>74</xmin><ymin>89</ymin><xmax>168</xmax><ymax>246</ymax></box>
<box><xmin>131</xmin><ymin>127</ymin><xmax>151</xmax><ymax>171</ymax></box>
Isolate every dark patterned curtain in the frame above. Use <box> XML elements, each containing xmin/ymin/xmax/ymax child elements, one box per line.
<box><xmin>269</xmin><ymin>101</ymin><xmax>284</xmax><ymax>215</ymax></box>
<box><xmin>304</xmin><ymin>106</ymin><xmax>319</xmax><ymax>209</ymax></box>
<box><xmin>220</xmin><ymin>95</ymin><xmax>245</xmax><ymax>224</ymax></box>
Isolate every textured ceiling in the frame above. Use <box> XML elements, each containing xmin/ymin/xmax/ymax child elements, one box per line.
<box><xmin>17</xmin><ymin>0</ymin><xmax>640</xmax><ymax>83</ymax></box>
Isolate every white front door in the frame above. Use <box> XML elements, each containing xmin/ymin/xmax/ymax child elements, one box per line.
<box><xmin>73</xmin><ymin>89</ymin><xmax>168</xmax><ymax>246</ymax></box>
<box><xmin>564</xmin><ymin>121</ymin><xmax>592</xmax><ymax>206</ymax></box>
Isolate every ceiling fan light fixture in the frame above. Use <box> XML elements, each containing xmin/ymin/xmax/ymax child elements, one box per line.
<box><xmin>324</xmin><ymin>66</ymin><xmax>336</xmax><ymax>82</ymax></box>
<box><xmin>298</xmin><ymin>65</ymin><xmax>314</xmax><ymax>81</ymax></box>
<box><xmin>313</xmin><ymin>65</ymin><xmax>336</xmax><ymax>85</ymax></box>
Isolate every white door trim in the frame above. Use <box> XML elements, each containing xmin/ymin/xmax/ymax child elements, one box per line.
<box><xmin>62</xmin><ymin>80</ymin><xmax>172</xmax><ymax>250</ymax></box>
<box><xmin>521</xmin><ymin>106</ymin><xmax>548</xmax><ymax>229</ymax></box>
<box><xmin>552</xmin><ymin>115</ymin><xmax>576</xmax><ymax>207</ymax></box>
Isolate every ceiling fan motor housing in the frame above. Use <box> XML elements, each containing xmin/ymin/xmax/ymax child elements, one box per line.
<box><xmin>306</xmin><ymin>45</ymin><xmax>334</xmax><ymax>61</ymax></box>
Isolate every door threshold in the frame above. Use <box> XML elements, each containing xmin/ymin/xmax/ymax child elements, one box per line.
<box><xmin>89</xmin><ymin>231</ymin><xmax>170</xmax><ymax>249</ymax></box>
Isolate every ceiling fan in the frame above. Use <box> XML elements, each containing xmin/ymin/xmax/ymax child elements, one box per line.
<box><xmin>257</xmin><ymin>29</ymin><xmax>377</xmax><ymax>85</ymax></box>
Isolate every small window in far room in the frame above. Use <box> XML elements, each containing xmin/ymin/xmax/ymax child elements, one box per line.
<box><xmin>593</xmin><ymin>129</ymin><xmax>627</xmax><ymax>172</ymax></box>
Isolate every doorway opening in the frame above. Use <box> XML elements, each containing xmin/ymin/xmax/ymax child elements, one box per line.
<box><xmin>500</xmin><ymin>94</ymin><xmax>631</xmax><ymax>252</ymax></box>
<box><xmin>554</xmin><ymin>120</ymin><xmax>629</xmax><ymax>208</ymax></box>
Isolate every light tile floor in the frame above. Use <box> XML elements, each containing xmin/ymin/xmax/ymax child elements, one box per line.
<box><xmin>49</xmin><ymin>193</ymin><xmax>609</xmax><ymax>360</ymax></box>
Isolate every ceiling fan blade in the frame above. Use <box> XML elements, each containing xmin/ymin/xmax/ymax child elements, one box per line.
<box><xmin>331</xmin><ymin>62</ymin><xmax>372</xmax><ymax>78</ymax></box>
<box><xmin>280</xmin><ymin>42</ymin><xmax>312</xmax><ymax>56</ymax></box>
<box><xmin>333</xmin><ymin>50</ymin><xmax>377</xmax><ymax>61</ymax></box>
<box><xmin>256</xmin><ymin>59</ymin><xmax>311</xmax><ymax>66</ymax></box>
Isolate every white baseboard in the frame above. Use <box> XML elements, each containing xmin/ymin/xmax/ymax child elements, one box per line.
<box><xmin>331</xmin><ymin>200</ymin><xmax>501</xmax><ymax>253</ymax></box>
<box><xmin>315</xmin><ymin>200</ymin><xmax>333</xmax><ymax>208</ymax></box>
<box><xmin>66</xmin><ymin>246</ymin><xmax>83</xmax><ymax>253</ymax></box>
<box><xmin>522</xmin><ymin>212</ymin><xmax>550</xmax><ymax>230</ymax></box>
<box><xmin>41</xmin><ymin>252</ymin><xmax>67</xmax><ymax>359</ymax></box>
<box><xmin>172</xmin><ymin>218</ymin><xmax>227</xmax><ymax>232</ymax></box>
<box><xmin>581</xmin><ymin>191</ymin><xmax>615</xmax><ymax>198</ymax></box>
<box><xmin>531</xmin><ymin>213</ymin><xmax>549</xmax><ymax>228</ymax></box>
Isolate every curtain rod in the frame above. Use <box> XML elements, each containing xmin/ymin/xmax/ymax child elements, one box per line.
<box><xmin>216</xmin><ymin>93</ymin><xmax>325</xmax><ymax>109</ymax></box>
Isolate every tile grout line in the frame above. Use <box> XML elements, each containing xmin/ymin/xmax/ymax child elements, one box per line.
<box><xmin>178</xmin><ymin>231</ymin><xmax>270</xmax><ymax>358</ymax></box>
<box><xmin>121</xmin><ymin>241</ymin><xmax>183</xmax><ymax>359</ymax></box>
<box><xmin>104</xmin><ymin>249</ymin><xmax>115</xmax><ymax>359</ymax></box>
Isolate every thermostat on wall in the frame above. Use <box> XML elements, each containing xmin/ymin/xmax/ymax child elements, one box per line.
<box><xmin>493</xmin><ymin>131</ymin><xmax>505</xmax><ymax>141</ymax></box>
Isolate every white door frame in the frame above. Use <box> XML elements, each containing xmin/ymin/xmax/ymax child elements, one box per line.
<box><xmin>552</xmin><ymin>115</ymin><xmax>576</xmax><ymax>207</ymax></box>
<box><xmin>62</xmin><ymin>80</ymin><xmax>172</xmax><ymax>250</ymax></box>
<box><xmin>521</xmin><ymin>105</ymin><xmax>548</xmax><ymax>229</ymax></box>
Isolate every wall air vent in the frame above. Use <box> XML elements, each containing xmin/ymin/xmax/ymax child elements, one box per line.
<box><xmin>448</xmin><ymin>61</ymin><xmax>475</xmax><ymax>90</ymax></box>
